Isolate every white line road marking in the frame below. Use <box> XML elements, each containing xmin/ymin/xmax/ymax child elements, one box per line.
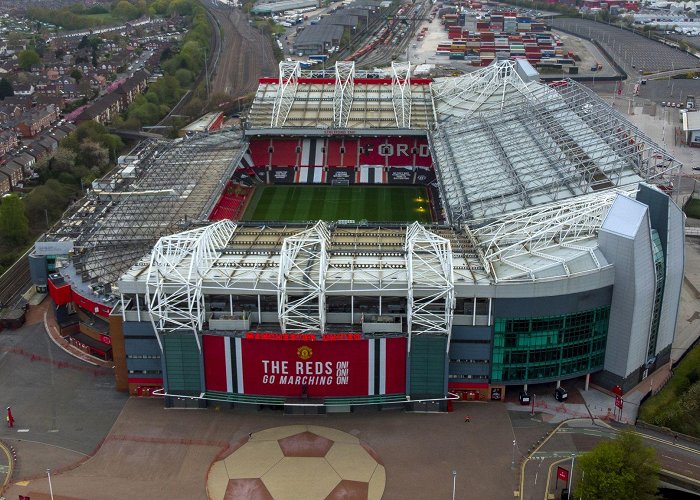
<box><xmin>662</xmin><ymin>455</ymin><xmax>681</xmax><ymax>461</ymax></box>
<box><xmin>48</xmin><ymin>429</ymin><xmax>59</xmax><ymax>433</ymax></box>
<box><xmin>16</xmin><ymin>429</ymin><xmax>29</xmax><ymax>433</ymax></box>
<box><xmin>688</xmin><ymin>463</ymin><xmax>700</xmax><ymax>469</ymax></box>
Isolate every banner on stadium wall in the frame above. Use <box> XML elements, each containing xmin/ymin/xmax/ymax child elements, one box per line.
<box><xmin>327</xmin><ymin>167</ymin><xmax>355</xmax><ymax>184</ymax></box>
<box><xmin>271</xmin><ymin>167</ymin><xmax>293</xmax><ymax>183</ymax></box>
<box><xmin>202</xmin><ymin>336</ymin><xmax>407</xmax><ymax>398</ymax></box>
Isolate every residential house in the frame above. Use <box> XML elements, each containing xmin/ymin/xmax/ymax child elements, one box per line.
<box><xmin>2</xmin><ymin>96</ymin><xmax>32</xmax><ymax>111</ymax></box>
<box><xmin>25</xmin><ymin>144</ymin><xmax>49</xmax><ymax>163</ymax></box>
<box><xmin>15</xmin><ymin>104</ymin><xmax>59</xmax><ymax>137</ymax></box>
<box><xmin>0</xmin><ymin>161</ymin><xmax>23</xmax><ymax>193</ymax></box>
<box><xmin>14</xmin><ymin>84</ymin><xmax>35</xmax><ymax>97</ymax></box>
<box><xmin>0</xmin><ymin>130</ymin><xmax>18</xmax><ymax>156</ymax></box>
<box><xmin>0</xmin><ymin>167</ymin><xmax>10</xmax><ymax>194</ymax></box>
<box><xmin>13</xmin><ymin>152</ymin><xmax>36</xmax><ymax>175</ymax></box>
<box><xmin>75</xmin><ymin>92</ymin><xmax>122</xmax><ymax>125</ymax></box>
<box><xmin>35</xmin><ymin>94</ymin><xmax>66</xmax><ymax>110</ymax></box>
<box><xmin>115</xmin><ymin>69</ymin><xmax>149</xmax><ymax>107</ymax></box>
<box><xmin>49</xmin><ymin>127</ymin><xmax>69</xmax><ymax>143</ymax></box>
<box><xmin>38</xmin><ymin>135</ymin><xmax>59</xmax><ymax>155</ymax></box>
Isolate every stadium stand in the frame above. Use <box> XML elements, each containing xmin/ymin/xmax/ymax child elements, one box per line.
<box><xmin>208</xmin><ymin>181</ymin><xmax>252</xmax><ymax>221</ymax></box>
<box><xmin>270</xmin><ymin>139</ymin><xmax>300</xmax><ymax>167</ymax></box>
<box><xmin>244</xmin><ymin>137</ymin><xmax>433</xmax><ymax>174</ymax></box>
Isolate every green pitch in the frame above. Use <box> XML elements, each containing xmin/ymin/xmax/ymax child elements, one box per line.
<box><xmin>242</xmin><ymin>185</ymin><xmax>433</xmax><ymax>223</ymax></box>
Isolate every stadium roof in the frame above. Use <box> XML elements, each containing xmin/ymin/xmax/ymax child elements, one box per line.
<box><xmin>45</xmin><ymin>131</ymin><xmax>245</xmax><ymax>286</ymax></box>
<box><xmin>429</xmin><ymin>60</ymin><xmax>681</xmax><ymax>223</ymax></box>
<box><xmin>247</xmin><ymin>61</ymin><xmax>433</xmax><ymax>130</ymax></box>
<box><xmin>121</xmin><ymin>188</ymin><xmax>633</xmax><ymax>336</ymax></box>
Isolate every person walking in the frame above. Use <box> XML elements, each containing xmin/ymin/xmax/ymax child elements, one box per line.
<box><xmin>464</xmin><ymin>415</ymin><xmax>470</xmax><ymax>423</ymax></box>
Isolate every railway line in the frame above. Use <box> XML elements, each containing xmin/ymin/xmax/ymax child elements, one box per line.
<box><xmin>352</xmin><ymin>0</ymin><xmax>432</xmax><ymax>68</ymax></box>
<box><xmin>206</xmin><ymin>1</ymin><xmax>277</xmax><ymax>99</ymax></box>
<box><xmin>0</xmin><ymin>248</ymin><xmax>32</xmax><ymax>310</ymax></box>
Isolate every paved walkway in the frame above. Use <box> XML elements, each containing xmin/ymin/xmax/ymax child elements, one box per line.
<box><xmin>0</xmin><ymin>440</ymin><xmax>13</xmax><ymax>490</ymax></box>
<box><xmin>208</xmin><ymin>425</ymin><xmax>385</xmax><ymax>500</ymax></box>
<box><xmin>28</xmin><ymin>299</ymin><xmax>113</xmax><ymax>369</ymax></box>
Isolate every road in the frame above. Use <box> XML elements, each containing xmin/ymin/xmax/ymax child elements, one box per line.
<box><xmin>0</xmin><ymin>304</ymin><xmax>126</xmax><ymax>486</ymax></box>
<box><xmin>520</xmin><ymin>419</ymin><xmax>700</xmax><ymax>500</ymax></box>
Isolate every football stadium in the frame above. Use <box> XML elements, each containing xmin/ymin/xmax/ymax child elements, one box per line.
<box><xmin>32</xmin><ymin>60</ymin><xmax>684</xmax><ymax>410</ymax></box>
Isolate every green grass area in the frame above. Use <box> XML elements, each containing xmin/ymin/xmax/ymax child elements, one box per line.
<box><xmin>242</xmin><ymin>185</ymin><xmax>433</xmax><ymax>223</ymax></box>
<box><xmin>684</xmin><ymin>198</ymin><xmax>700</xmax><ymax>219</ymax></box>
<box><xmin>638</xmin><ymin>342</ymin><xmax>700</xmax><ymax>438</ymax></box>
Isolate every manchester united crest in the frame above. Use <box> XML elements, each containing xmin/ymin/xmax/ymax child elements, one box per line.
<box><xmin>297</xmin><ymin>345</ymin><xmax>313</xmax><ymax>360</ymax></box>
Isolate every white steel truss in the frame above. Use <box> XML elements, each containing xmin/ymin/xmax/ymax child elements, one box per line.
<box><xmin>278</xmin><ymin>221</ymin><xmax>331</xmax><ymax>333</ymax></box>
<box><xmin>430</xmin><ymin>60</ymin><xmax>533</xmax><ymax>119</ymax></box>
<box><xmin>145</xmin><ymin>220</ymin><xmax>235</xmax><ymax>350</ymax></box>
<box><xmin>333</xmin><ymin>61</ymin><xmax>355</xmax><ymax>128</ymax></box>
<box><xmin>391</xmin><ymin>61</ymin><xmax>412</xmax><ymax>128</ymax></box>
<box><xmin>470</xmin><ymin>190</ymin><xmax>627</xmax><ymax>282</ymax></box>
<box><xmin>271</xmin><ymin>61</ymin><xmax>300</xmax><ymax>127</ymax></box>
<box><xmin>429</xmin><ymin>62</ymin><xmax>682</xmax><ymax>223</ymax></box>
<box><xmin>405</xmin><ymin>223</ymin><xmax>455</xmax><ymax>350</ymax></box>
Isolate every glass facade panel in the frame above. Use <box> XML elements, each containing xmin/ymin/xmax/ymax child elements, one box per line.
<box><xmin>491</xmin><ymin>306</ymin><xmax>610</xmax><ymax>383</ymax></box>
<box><xmin>647</xmin><ymin>230</ymin><xmax>665</xmax><ymax>360</ymax></box>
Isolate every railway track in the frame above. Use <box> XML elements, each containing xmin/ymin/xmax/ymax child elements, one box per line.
<box><xmin>207</xmin><ymin>2</ymin><xmax>276</xmax><ymax>99</ymax></box>
<box><xmin>354</xmin><ymin>0</ymin><xmax>431</xmax><ymax>69</ymax></box>
<box><xmin>0</xmin><ymin>248</ymin><xmax>32</xmax><ymax>309</ymax></box>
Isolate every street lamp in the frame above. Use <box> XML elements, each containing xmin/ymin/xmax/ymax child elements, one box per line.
<box><xmin>47</xmin><ymin>468</ymin><xmax>54</xmax><ymax>500</ymax></box>
<box><xmin>452</xmin><ymin>470</ymin><xmax>457</xmax><ymax>500</ymax></box>
<box><xmin>567</xmin><ymin>454</ymin><xmax>575</xmax><ymax>500</ymax></box>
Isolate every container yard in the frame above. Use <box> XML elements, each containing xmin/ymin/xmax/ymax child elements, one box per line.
<box><xmin>431</xmin><ymin>10</ymin><xmax>578</xmax><ymax>70</ymax></box>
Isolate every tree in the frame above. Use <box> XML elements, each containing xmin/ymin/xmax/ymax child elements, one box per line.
<box><xmin>18</xmin><ymin>49</ymin><xmax>41</xmax><ymax>71</ymax></box>
<box><xmin>575</xmin><ymin>431</ymin><xmax>659</xmax><ymax>500</ymax></box>
<box><xmin>23</xmin><ymin>179</ymin><xmax>77</xmax><ymax>227</ymax></box>
<box><xmin>70</xmin><ymin>69</ymin><xmax>83</xmax><ymax>82</ymax></box>
<box><xmin>48</xmin><ymin>147</ymin><xmax>78</xmax><ymax>173</ymax></box>
<box><xmin>0</xmin><ymin>78</ymin><xmax>14</xmax><ymax>99</ymax></box>
<box><xmin>0</xmin><ymin>194</ymin><xmax>29</xmax><ymax>244</ymax></box>
<box><xmin>78</xmin><ymin>139</ymin><xmax>110</xmax><ymax>171</ymax></box>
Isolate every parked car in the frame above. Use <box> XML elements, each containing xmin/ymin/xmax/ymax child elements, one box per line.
<box><xmin>554</xmin><ymin>386</ymin><xmax>568</xmax><ymax>402</ymax></box>
<box><xmin>519</xmin><ymin>390</ymin><xmax>531</xmax><ymax>405</ymax></box>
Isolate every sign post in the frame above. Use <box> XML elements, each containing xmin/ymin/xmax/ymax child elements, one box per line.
<box><xmin>556</xmin><ymin>466</ymin><xmax>569</xmax><ymax>492</ymax></box>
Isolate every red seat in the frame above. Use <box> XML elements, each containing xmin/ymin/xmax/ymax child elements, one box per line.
<box><xmin>248</xmin><ymin>138</ymin><xmax>272</xmax><ymax>167</ymax></box>
<box><xmin>208</xmin><ymin>181</ymin><xmax>251</xmax><ymax>221</ymax></box>
<box><xmin>325</xmin><ymin>139</ymin><xmax>343</xmax><ymax>167</ymax></box>
<box><xmin>269</xmin><ymin>139</ymin><xmax>300</xmax><ymax>167</ymax></box>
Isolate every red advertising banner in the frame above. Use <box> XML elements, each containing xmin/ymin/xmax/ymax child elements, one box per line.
<box><xmin>241</xmin><ymin>339</ymin><xmax>370</xmax><ymax>397</ymax></box>
<box><xmin>557</xmin><ymin>466</ymin><xmax>569</xmax><ymax>482</ymax></box>
<box><xmin>71</xmin><ymin>288</ymin><xmax>113</xmax><ymax>318</ymax></box>
<box><xmin>202</xmin><ymin>336</ymin><xmax>408</xmax><ymax>398</ymax></box>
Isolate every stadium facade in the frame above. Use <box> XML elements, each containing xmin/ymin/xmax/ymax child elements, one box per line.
<box><xmin>35</xmin><ymin>60</ymin><xmax>684</xmax><ymax>410</ymax></box>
